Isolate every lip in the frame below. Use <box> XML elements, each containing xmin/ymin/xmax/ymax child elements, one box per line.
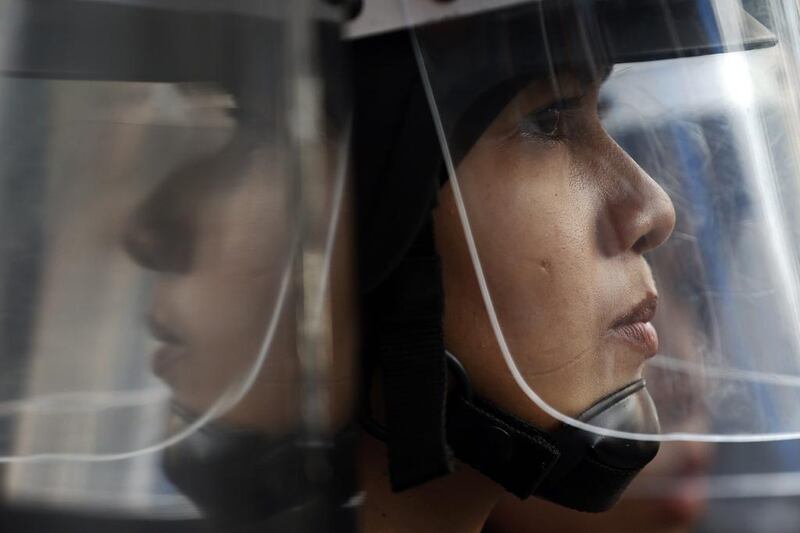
<box><xmin>609</xmin><ymin>294</ymin><xmax>659</xmax><ymax>356</ymax></box>
<box><xmin>152</xmin><ymin>343</ymin><xmax>187</xmax><ymax>381</ymax></box>
<box><xmin>147</xmin><ymin>315</ymin><xmax>186</xmax><ymax>381</ymax></box>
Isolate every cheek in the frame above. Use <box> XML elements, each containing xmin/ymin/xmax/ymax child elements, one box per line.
<box><xmin>180</xmin><ymin>222</ymin><xmax>288</xmax><ymax>353</ymax></box>
<box><xmin>183</xmin><ymin>272</ymin><xmax>270</xmax><ymax>344</ymax></box>
<box><xmin>166</xmin><ymin>271</ymin><xmax>303</xmax><ymax>428</ymax></box>
<box><xmin>483</xmin><ymin>201</ymin><xmax>599</xmax><ymax>367</ymax></box>
<box><xmin>438</xmin><ymin>148</ymin><xmax>603</xmax><ymax>375</ymax></box>
<box><xmin>435</xmin><ymin>143</ymin><xmax>640</xmax><ymax>424</ymax></box>
<box><xmin>168</xmin><ymin>267</ymin><xmax>283</xmax><ymax>397</ymax></box>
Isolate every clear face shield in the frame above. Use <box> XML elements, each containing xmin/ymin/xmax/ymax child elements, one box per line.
<box><xmin>0</xmin><ymin>0</ymin><xmax>356</xmax><ymax>526</ymax></box>
<box><xmin>399</xmin><ymin>0</ymin><xmax>800</xmax><ymax>442</ymax></box>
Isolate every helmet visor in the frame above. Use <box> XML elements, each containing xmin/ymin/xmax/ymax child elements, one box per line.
<box><xmin>403</xmin><ymin>0</ymin><xmax>800</xmax><ymax>440</ymax></box>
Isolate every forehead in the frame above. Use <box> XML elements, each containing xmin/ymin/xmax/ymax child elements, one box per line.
<box><xmin>515</xmin><ymin>68</ymin><xmax>607</xmax><ymax>104</ymax></box>
<box><xmin>420</xmin><ymin>4</ymin><xmax>615</xmax><ymax>163</ymax></box>
<box><xmin>447</xmin><ymin>67</ymin><xmax>608</xmax><ymax>163</ymax></box>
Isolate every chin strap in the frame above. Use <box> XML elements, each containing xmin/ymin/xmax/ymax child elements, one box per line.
<box><xmin>362</xmin><ymin>214</ymin><xmax>454</xmax><ymax>491</ymax></box>
<box><xmin>162</xmin><ymin>411</ymin><xmax>360</xmax><ymax>531</ymax></box>
<box><xmin>445</xmin><ymin>352</ymin><xmax>661</xmax><ymax>512</ymax></box>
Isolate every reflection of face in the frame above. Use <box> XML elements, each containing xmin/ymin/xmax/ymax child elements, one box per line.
<box><xmin>127</xmin><ymin>143</ymin><xmax>301</xmax><ymax>431</ymax></box>
<box><xmin>488</xmin><ymin>440</ymin><xmax>714</xmax><ymax>533</ymax></box>
<box><xmin>434</xmin><ymin>74</ymin><xmax>676</xmax><ymax>427</ymax></box>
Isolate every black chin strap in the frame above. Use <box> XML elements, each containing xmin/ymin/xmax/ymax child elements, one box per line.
<box><xmin>162</xmin><ymin>410</ymin><xmax>360</xmax><ymax>531</ymax></box>
<box><xmin>364</xmin><ymin>215</ymin><xmax>453</xmax><ymax>491</ymax></box>
<box><xmin>445</xmin><ymin>353</ymin><xmax>660</xmax><ymax>512</ymax></box>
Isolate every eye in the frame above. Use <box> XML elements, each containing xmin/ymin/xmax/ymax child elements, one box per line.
<box><xmin>519</xmin><ymin>106</ymin><xmax>561</xmax><ymax>138</ymax></box>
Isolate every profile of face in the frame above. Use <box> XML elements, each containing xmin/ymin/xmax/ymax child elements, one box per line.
<box><xmin>126</xmin><ymin>131</ymin><xmax>357</xmax><ymax>435</ymax></box>
<box><xmin>125</xmin><ymin>139</ymin><xmax>302</xmax><ymax>432</ymax></box>
<box><xmin>434</xmin><ymin>72</ymin><xmax>677</xmax><ymax>427</ymax></box>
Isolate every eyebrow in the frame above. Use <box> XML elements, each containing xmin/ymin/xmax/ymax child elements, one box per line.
<box><xmin>550</xmin><ymin>95</ymin><xmax>584</xmax><ymax>110</ymax></box>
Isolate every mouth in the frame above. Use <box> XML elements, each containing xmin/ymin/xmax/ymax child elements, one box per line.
<box><xmin>147</xmin><ymin>315</ymin><xmax>187</xmax><ymax>381</ymax></box>
<box><xmin>609</xmin><ymin>294</ymin><xmax>659</xmax><ymax>356</ymax></box>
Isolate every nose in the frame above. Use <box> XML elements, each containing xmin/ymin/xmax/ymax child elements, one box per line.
<box><xmin>596</xmin><ymin>137</ymin><xmax>676</xmax><ymax>256</ymax></box>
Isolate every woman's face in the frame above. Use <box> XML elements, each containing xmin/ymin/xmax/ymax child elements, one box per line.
<box><xmin>127</xmin><ymin>146</ymin><xmax>302</xmax><ymax>431</ymax></box>
<box><xmin>128</xmin><ymin>142</ymin><xmax>357</xmax><ymax>433</ymax></box>
<box><xmin>434</xmin><ymin>73</ymin><xmax>676</xmax><ymax>427</ymax></box>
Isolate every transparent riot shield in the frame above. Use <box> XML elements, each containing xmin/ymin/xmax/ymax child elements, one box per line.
<box><xmin>0</xmin><ymin>1</ymin><xmax>358</xmax><ymax>530</ymax></box>
<box><xmin>401</xmin><ymin>0</ymin><xmax>800</xmax><ymax>441</ymax></box>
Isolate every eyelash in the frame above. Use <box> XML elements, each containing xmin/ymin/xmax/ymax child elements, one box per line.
<box><xmin>519</xmin><ymin>106</ymin><xmax>563</xmax><ymax>139</ymax></box>
<box><xmin>517</xmin><ymin>98</ymin><xmax>586</xmax><ymax>141</ymax></box>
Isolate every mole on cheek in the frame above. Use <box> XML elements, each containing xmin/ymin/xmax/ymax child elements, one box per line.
<box><xmin>538</xmin><ymin>259</ymin><xmax>552</xmax><ymax>276</ymax></box>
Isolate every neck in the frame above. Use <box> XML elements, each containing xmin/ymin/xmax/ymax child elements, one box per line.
<box><xmin>358</xmin><ymin>432</ymin><xmax>504</xmax><ymax>533</ymax></box>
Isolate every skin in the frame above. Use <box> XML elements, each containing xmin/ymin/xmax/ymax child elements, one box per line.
<box><xmin>126</xmin><ymin>137</ymin><xmax>357</xmax><ymax>433</ymax></box>
<box><xmin>360</xmin><ymin>73</ymin><xmax>676</xmax><ymax>532</ymax></box>
<box><xmin>435</xmin><ymin>74</ymin><xmax>675</xmax><ymax>427</ymax></box>
<box><xmin>486</xmin><ymin>223</ymin><xmax>717</xmax><ymax>533</ymax></box>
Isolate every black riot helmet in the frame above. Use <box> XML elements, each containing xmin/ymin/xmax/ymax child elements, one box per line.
<box><xmin>347</xmin><ymin>0</ymin><xmax>800</xmax><ymax>514</ymax></box>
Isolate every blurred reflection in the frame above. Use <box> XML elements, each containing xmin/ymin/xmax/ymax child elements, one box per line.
<box><xmin>0</xmin><ymin>80</ymin><xmax>232</xmax><ymax>515</ymax></box>
<box><xmin>125</xmin><ymin>130</ymin><xmax>298</xmax><ymax>432</ymax></box>
<box><xmin>0</xmin><ymin>1</ymin><xmax>356</xmax><ymax>530</ymax></box>
<box><xmin>123</xmin><ymin>100</ymin><xmax>357</xmax><ymax>530</ymax></box>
